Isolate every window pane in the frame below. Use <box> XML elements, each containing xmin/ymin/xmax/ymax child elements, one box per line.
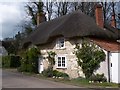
<box><xmin>62</xmin><ymin>60</ymin><xmax>65</xmax><ymax>63</ymax></box>
<box><xmin>58</xmin><ymin>57</ymin><xmax>61</xmax><ymax>67</ymax></box>
<box><xmin>60</xmin><ymin>43</ymin><xmax>64</xmax><ymax>47</ymax></box>
<box><xmin>62</xmin><ymin>64</ymin><xmax>65</xmax><ymax>67</ymax></box>
<box><xmin>59</xmin><ymin>38</ymin><xmax>64</xmax><ymax>48</ymax></box>
<box><xmin>62</xmin><ymin>57</ymin><xmax>65</xmax><ymax>67</ymax></box>
<box><xmin>58</xmin><ymin>57</ymin><xmax>61</xmax><ymax>60</ymax></box>
<box><xmin>58</xmin><ymin>63</ymin><xmax>61</xmax><ymax>67</ymax></box>
<box><xmin>62</xmin><ymin>57</ymin><xmax>65</xmax><ymax>60</ymax></box>
<box><xmin>57</xmin><ymin>56</ymin><xmax>66</xmax><ymax>68</ymax></box>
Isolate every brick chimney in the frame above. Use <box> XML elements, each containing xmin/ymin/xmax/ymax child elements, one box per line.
<box><xmin>37</xmin><ymin>12</ymin><xmax>46</xmax><ymax>26</ymax></box>
<box><xmin>111</xmin><ymin>13</ymin><xmax>116</xmax><ymax>28</ymax></box>
<box><xmin>95</xmin><ymin>4</ymin><xmax>104</xmax><ymax>28</ymax></box>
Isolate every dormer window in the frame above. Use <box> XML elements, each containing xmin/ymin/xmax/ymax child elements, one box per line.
<box><xmin>56</xmin><ymin>38</ymin><xmax>65</xmax><ymax>49</ymax></box>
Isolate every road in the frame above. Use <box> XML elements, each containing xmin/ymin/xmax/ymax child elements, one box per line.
<box><xmin>2</xmin><ymin>70</ymin><xmax>81</xmax><ymax>88</ymax></box>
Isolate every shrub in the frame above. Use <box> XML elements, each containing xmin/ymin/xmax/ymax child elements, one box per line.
<box><xmin>89</xmin><ymin>73</ymin><xmax>107</xmax><ymax>82</ymax></box>
<box><xmin>18</xmin><ymin>47</ymin><xmax>40</xmax><ymax>73</ymax></box>
<box><xmin>74</xmin><ymin>40</ymin><xmax>106</xmax><ymax>79</ymax></box>
<box><xmin>42</xmin><ymin>68</ymin><xmax>69</xmax><ymax>79</ymax></box>
<box><xmin>10</xmin><ymin>55</ymin><xmax>21</xmax><ymax>68</ymax></box>
<box><xmin>53</xmin><ymin>70</ymin><xmax>69</xmax><ymax>78</ymax></box>
<box><xmin>42</xmin><ymin>67</ymin><xmax>53</xmax><ymax>77</ymax></box>
<box><xmin>2</xmin><ymin>55</ymin><xmax>21</xmax><ymax>68</ymax></box>
<box><xmin>2</xmin><ymin>56</ymin><xmax>11</xmax><ymax>68</ymax></box>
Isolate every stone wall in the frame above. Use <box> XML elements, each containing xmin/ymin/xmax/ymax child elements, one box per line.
<box><xmin>39</xmin><ymin>37</ymin><xmax>84</xmax><ymax>78</ymax></box>
<box><xmin>39</xmin><ymin>37</ymin><xmax>108</xmax><ymax>79</ymax></box>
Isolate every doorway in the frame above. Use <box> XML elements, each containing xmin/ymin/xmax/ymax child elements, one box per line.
<box><xmin>38</xmin><ymin>57</ymin><xmax>44</xmax><ymax>73</ymax></box>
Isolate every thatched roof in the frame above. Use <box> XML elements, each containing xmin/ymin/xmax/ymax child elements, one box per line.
<box><xmin>23</xmin><ymin>10</ymin><xmax>120</xmax><ymax>47</ymax></box>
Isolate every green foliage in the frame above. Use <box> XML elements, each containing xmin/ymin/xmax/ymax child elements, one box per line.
<box><xmin>10</xmin><ymin>55</ymin><xmax>21</xmax><ymax>68</ymax></box>
<box><xmin>2</xmin><ymin>55</ymin><xmax>21</xmax><ymax>68</ymax></box>
<box><xmin>89</xmin><ymin>73</ymin><xmax>107</xmax><ymax>82</ymax></box>
<box><xmin>18</xmin><ymin>47</ymin><xmax>40</xmax><ymax>73</ymax></box>
<box><xmin>42</xmin><ymin>67</ymin><xmax>69</xmax><ymax>79</ymax></box>
<box><xmin>74</xmin><ymin>40</ymin><xmax>106</xmax><ymax>79</ymax></box>
<box><xmin>47</xmin><ymin>51</ymin><xmax>56</xmax><ymax>68</ymax></box>
<box><xmin>2</xmin><ymin>40</ymin><xmax>16</xmax><ymax>54</ymax></box>
<box><xmin>2</xmin><ymin>56</ymin><xmax>11</xmax><ymax>68</ymax></box>
<box><xmin>53</xmin><ymin>70</ymin><xmax>69</xmax><ymax>78</ymax></box>
<box><xmin>42</xmin><ymin>66</ymin><xmax>53</xmax><ymax>77</ymax></box>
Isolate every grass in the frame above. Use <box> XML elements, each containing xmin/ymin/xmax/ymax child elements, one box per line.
<box><xmin>68</xmin><ymin>78</ymin><xmax>119</xmax><ymax>88</ymax></box>
<box><xmin>36</xmin><ymin>75</ymin><xmax>119</xmax><ymax>88</ymax></box>
<box><xmin>4</xmin><ymin>68</ymin><xmax>119</xmax><ymax>88</ymax></box>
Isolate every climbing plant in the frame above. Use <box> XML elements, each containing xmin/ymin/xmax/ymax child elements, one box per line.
<box><xmin>47</xmin><ymin>51</ymin><xmax>56</xmax><ymax>68</ymax></box>
<box><xmin>74</xmin><ymin>39</ymin><xmax>106</xmax><ymax>79</ymax></box>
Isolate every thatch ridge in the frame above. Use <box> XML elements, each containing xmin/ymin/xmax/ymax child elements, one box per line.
<box><xmin>23</xmin><ymin>10</ymin><xmax>120</xmax><ymax>47</ymax></box>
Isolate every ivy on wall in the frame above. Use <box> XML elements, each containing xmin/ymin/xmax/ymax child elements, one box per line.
<box><xmin>47</xmin><ymin>51</ymin><xmax>56</xmax><ymax>69</ymax></box>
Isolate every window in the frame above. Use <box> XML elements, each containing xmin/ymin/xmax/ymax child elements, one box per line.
<box><xmin>56</xmin><ymin>38</ymin><xmax>65</xmax><ymax>49</ymax></box>
<box><xmin>56</xmin><ymin>55</ymin><xmax>66</xmax><ymax>68</ymax></box>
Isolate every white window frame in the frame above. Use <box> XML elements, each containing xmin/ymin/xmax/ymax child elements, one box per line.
<box><xmin>56</xmin><ymin>38</ymin><xmax>65</xmax><ymax>49</ymax></box>
<box><xmin>56</xmin><ymin>55</ymin><xmax>67</xmax><ymax>69</ymax></box>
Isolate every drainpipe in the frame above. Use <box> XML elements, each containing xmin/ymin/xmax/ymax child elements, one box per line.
<box><xmin>107</xmin><ymin>51</ymin><xmax>110</xmax><ymax>82</ymax></box>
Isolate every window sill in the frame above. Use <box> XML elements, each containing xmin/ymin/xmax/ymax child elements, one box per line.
<box><xmin>56</xmin><ymin>47</ymin><xmax>66</xmax><ymax>50</ymax></box>
<box><xmin>56</xmin><ymin>67</ymin><xmax>67</xmax><ymax>69</ymax></box>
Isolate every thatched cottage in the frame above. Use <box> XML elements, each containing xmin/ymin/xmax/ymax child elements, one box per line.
<box><xmin>23</xmin><ymin>5</ymin><xmax>120</xmax><ymax>83</ymax></box>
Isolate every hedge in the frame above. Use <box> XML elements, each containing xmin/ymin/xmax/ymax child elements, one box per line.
<box><xmin>2</xmin><ymin>55</ymin><xmax>21</xmax><ymax>68</ymax></box>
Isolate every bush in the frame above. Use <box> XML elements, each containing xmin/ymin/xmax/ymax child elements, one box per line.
<box><xmin>53</xmin><ymin>70</ymin><xmax>69</xmax><ymax>78</ymax></box>
<box><xmin>18</xmin><ymin>47</ymin><xmax>40</xmax><ymax>73</ymax></box>
<box><xmin>2</xmin><ymin>55</ymin><xmax>21</xmax><ymax>68</ymax></box>
<box><xmin>42</xmin><ymin>67</ymin><xmax>53</xmax><ymax>77</ymax></box>
<box><xmin>89</xmin><ymin>73</ymin><xmax>107</xmax><ymax>82</ymax></box>
<box><xmin>2</xmin><ymin>56</ymin><xmax>11</xmax><ymax>68</ymax></box>
<box><xmin>10</xmin><ymin>55</ymin><xmax>21</xmax><ymax>68</ymax></box>
<box><xmin>74</xmin><ymin>40</ymin><xmax>106</xmax><ymax>79</ymax></box>
<box><xmin>42</xmin><ymin>68</ymin><xmax>69</xmax><ymax>79</ymax></box>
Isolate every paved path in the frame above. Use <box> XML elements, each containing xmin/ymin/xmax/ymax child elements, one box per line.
<box><xmin>2</xmin><ymin>70</ymin><xmax>81</xmax><ymax>88</ymax></box>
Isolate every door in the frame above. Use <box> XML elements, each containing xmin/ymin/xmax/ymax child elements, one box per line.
<box><xmin>110</xmin><ymin>53</ymin><xmax>119</xmax><ymax>83</ymax></box>
<box><xmin>38</xmin><ymin>57</ymin><xmax>44</xmax><ymax>73</ymax></box>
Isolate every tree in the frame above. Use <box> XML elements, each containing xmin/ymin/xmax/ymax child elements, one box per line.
<box><xmin>45</xmin><ymin>1</ymin><xmax>53</xmax><ymax>21</ymax></box>
<box><xmin>2</xmin><ymin>40</ymin><xmax>15</xmax><ymax>55</ymax></box>
<box><xmin>26</xmin><ymin>0</ymin><xmax>44</xmax><ymax>26</ymax></box>
<box><xmin>74</xmin><ymin>39</ymin><xmax>106</xmax><ymax>79</ymax></box>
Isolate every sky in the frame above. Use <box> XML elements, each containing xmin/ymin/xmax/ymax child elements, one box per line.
<box><xmin>0</xmin><ymin>1</ymin><xmax>119</xmax><ymax>40</ymax></box>
<box><xmin>0</xmin><ymin>2</ymin><xmax>26</xmax><ymax>40</ymax></box>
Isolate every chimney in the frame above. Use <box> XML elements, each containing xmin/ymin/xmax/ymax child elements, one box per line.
<box><xmin>95</xmin><ymin>4</ymin><xmax>104</xmax><ymax>28</ymax></box>
<box><xmin>37</xmin><ymin>12</ymin><xmax>46</xmax><ymax>26</ymax></box>
<box><xmin>111</xmin><ymin>13</ymin><xmax>116</xmax><ymax>28</ymax></box>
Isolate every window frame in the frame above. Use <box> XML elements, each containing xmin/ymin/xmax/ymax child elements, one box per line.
<box><xmin>56</xmin><ymin>55</ymin><xmax>67</xmax><ymax>69</ymax></box>
<box><xmin>56</xmin><ymin>38</ymin><xmax>65</xmax><ymax>49</ymax></box>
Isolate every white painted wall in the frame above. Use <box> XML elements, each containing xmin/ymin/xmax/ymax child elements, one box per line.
<box><xmin>110</xmin><ymin>52</ymin><xmax>120</xmax><ymax>83</ymax></box>
<box><xmin>118</xmin><ymin>53</ymin><xmax>120</xmax><ymax>83</ymax></box>
<box><xmin>95</xmin><ymin>50</ymin><xmax>109</xmax><ymax>81</ymax></box>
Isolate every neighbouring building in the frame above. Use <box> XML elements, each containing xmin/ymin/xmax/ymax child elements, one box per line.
<box><xmin>23</xmin><ymin>4</ymin><xmax>120</xmax><ymax>83</ymax></box>
<box><xmin>0</xmin><ymin>41</ymin><xmax>8</xmax><ymax>56</ymax></box>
